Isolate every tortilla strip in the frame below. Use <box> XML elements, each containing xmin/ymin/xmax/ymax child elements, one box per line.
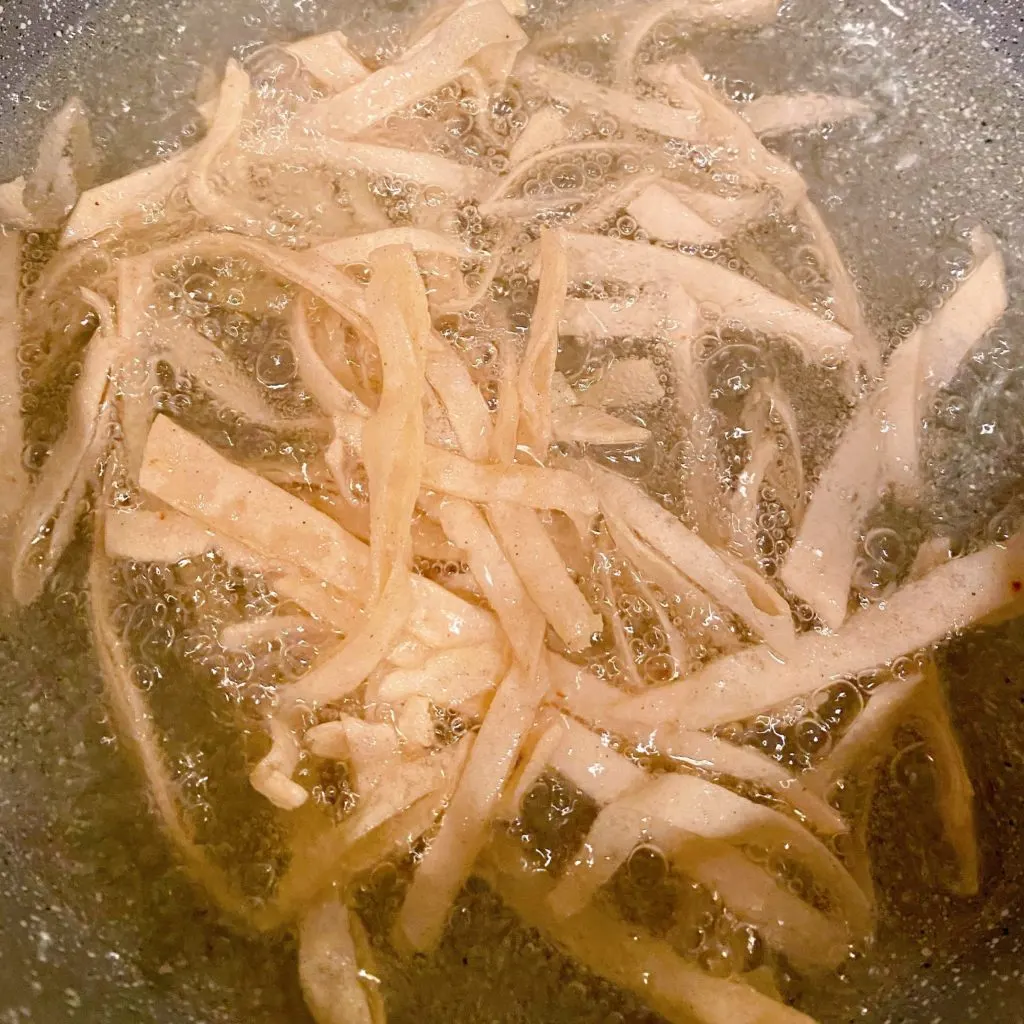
<box><xmin>307</xmin><ymin>0</ymin><xmax>526</xmax><ymax>138</ymax></box>
<box><xmin>488</xmin><ymin>501</ymin><xmax>601</xmax><ymax>651</ymax></box>
<box><xmin>617</xmin><ymin>537</ymin><xmax>1024</xmax><ymax>729</ymax></box>
<box><xmin>481</xmin><ymin>841</ymin><xmax>818</xmax><ymax>1024</ymax></box>
<box><xmin>557</xmin><ymin>232</ymin><xmax>852</xmax><ymax>361</ymax></box>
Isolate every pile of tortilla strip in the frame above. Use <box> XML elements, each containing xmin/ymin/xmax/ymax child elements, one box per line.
<box><xmin>0</xmin><ymin>0</ymin><xmax>1017</xmax><ymax>1021</ymax></box>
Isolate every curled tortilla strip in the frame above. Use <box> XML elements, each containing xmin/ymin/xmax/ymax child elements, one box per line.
<box><xmin>517</xmin><ymin>229</ymin><xmax>567</xmax><ymax>461</ymax></box>
<box><xmin>639</xmin><ymin>725</ymin><xmax>844</xmax><ymax>835</ymax></box>
<box><xmin>24</xmin><ymin>96</ymin><xmax>98</xmax><ymax>230</ymax></box>
<box><xmin>307</xmin><ymin>0</ymin><xmax>526</xmax><ymax>138</ymax></box>
<box><xmin>290</xmin><ymin>301</ymin><xmax>370</xmax><ymax>418</ymax></box>
<box><xmin>0</xmin><ymin>232</ymin><xmax>26</xmax><ymax>583</ymax></box>
<box><xmin>488</xmin><ymin>501</ymin><xmax>602</xmax><ymax>651</ymax></box>
<box><xmin>618</xmin><ymin>536</ymin><xmax>1024</xmax><ymax>729</ymax></box>
<box><xmin>187</xmin><ymin>61</ymin><xmax>264</xmax><ymax>235</ymax></box>
<box><xmin>641</xmin><ymin>62</ymin><xmax>803</xmax><ymax>203</ymax></box>
<box><xmin>395</xmin><ymin>645</ymin><xmax>548</xmax><ymax>951</ymax></box>
<box><xmin>679</xmin><ymin>837</ymin><xmax>853</xmax><ymax>972</ymax></box>
<box><xmin>376</xmin><ymin>642</ymin><xmax>507</xmax><ymax>708</ymax></box>
<box><xmin>550</xmin><ymin>771</ymin><xmax>870</xmax><ymax>937</ymax></box>
<box><xmin>561</xmin><ymin>291</ymin><xmax>701</xmax><ymax>341</ymax></box>
<box><xmin>518</xmin><ymin>57</ymin><xmax>702</xmax><ymax>141</ymax></box>
<box><xmin>62</xmin><ymin>149</ymin><xmax>192</xmax><ymax>246</ymax></box>
<box><xmin>250</xmin><ymin>716</ymin><xmax>309</xmax><ymax>810</ymax></box>
<box><xmin>810</xmin><ymin>664</ymin><xmax>978</xmax><ymax>896</ymax></box>
<box><xmin>551</xmin><ymin>406</ymin><xmax>651</xmax><ymax>446</ymax></box>
<box><xmin>627</xmin><ymin>183</ymin><xmax>724</xmax><ymax>246</ymax></box>
<box><xmin>287</xmin><ymin>31</ymin><xmax>369</xmax><ymax>92</ymax></box>
<box><xmin>742</xmin><ymin>93</ymin><xmax>874</xmax><ymax>137</ymax></box>
<box><xmin>298</xmin><ymin>898</ymin><xmax>384</xmax><ymax>1024</ymax></box>
<box><xmin>557</xmin><ymin>232</ymin><xmax>852</xmax><ymax>361</ymax></box>
<box><xmin>11</xmin><ymin>289</ymin><xmax>120</xmax><ymax>605</ymax></box>
<box><xmin>317</xmin><ymin>228</ymin><xmax>471</xmax><ymax>267</ymax></box>
<box><xmin>611</xmin><ymin>0</ymin><xmax>781</xmax><ymax>86</ymax></box>
<box><xmin>481</xmin><ymin>841</ymin><xmax>818</xmax><ymax>1024</ymax></box>
<box><xmin>88</xmin><ymin>538</ymin><xmax>265</xmax><ymax>930</ymax></box>
<box><xmin>592</xmin><ymin>465</ymin><xmax>795</xmax><ymax>654</ymax></box>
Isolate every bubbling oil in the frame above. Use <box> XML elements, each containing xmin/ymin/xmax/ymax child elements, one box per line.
<box><xmin>5</xmin><ymin>0</ymin><xmax>1024</xmax><ymax>1022</ymax></box>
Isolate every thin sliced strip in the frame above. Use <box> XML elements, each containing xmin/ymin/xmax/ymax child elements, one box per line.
<box><xmin>298</xmin><ymin>898</ymin><xmax>383</xmax><ymax>1024</ymax></box>
<box><xmin>0</xmin><ymin>232</ymin><xmax>26</xmax><ymax>580</ymax></box>
<box><xmin>482</xmin><ymin>841</ymin><xmax>818</xmax><ymax>1024</ymax></box>
<box><xmin>507</xmin><ymin>713</ymin><xmax>647</xmax><ymax>812</ymax></box>
<box><xmin>438</xmin><ymin>498</ymin><xmax>548</xmax><ymax>666</ymax></box>
<box><xmin>220</xmin><ymin>613</ymin><xmax>321</xmax><ymax>650</ymax></box>
<box><xmin>282</xmin><ymin>571</ymin><xmax>412</xmax><ymax>707</ymax></box>
<box><xmin>518</xmin><ymin>57</ymin><xmax>702</xmax><ymax>140</ymax></box>
<box><xmin>742</xmin><ymin>93</ymin><xmax>874</xmax><ymax>137</ymax></box>
<box><xmin>681</xmin><ymin>837</ymin><xmax>853</xmax><ymax>972</ymax></box>
<box><xmin>317</xmin><ymin>228</ymin><xmax>471</xmax><ymax>266</ymax></box>
<box><xmin>779</xmin><ymin>398</ymin><xmax>886</xmax><ymax>630</ymax></box>
<box><xmin>307</xmin><ymin>0</ymin><xmax>526</xmax><ymax>137</ymax></box>
<box><xmin>627</xmin><ymin>182</ymin><xmax>724</xmax><ymax>246</ymax></box>
<box><xmin>558</xmin><ymin>232</ymin><xmax>851</xmax><ymax>360</ymax></box>
<box><xmin>545</xmin><ymin>652</ymin><xmax>630</xmax><ymax>726</ymax></box>
<box><xmin>395</xmin><ymin>645</ymin><xmax>548</xmax><ymax>952</ymax></box>
<box><xmin>638</xmin><ymin>725</ymin><xmax>845</xmax><ymax>835</ymax></box>
<box><xmin>187</xmin><ymin>61</ymin><xmax>262</xmax><ymax>235</ymax></box>
<box><xmin>612</xmin><ymin>0</ymin><xmax>780</xmax><ymax>87</ymax></box>
<box><xmin>88</xmin><ymin>538</ymin><xmax>265</xmax><ymax>929</ymax></box>
<box><xmin>552</xmin><ymin>406</ymin><xmax>651</xmax><ymax>446</ymax></box>
<box><xmin>550</xmin><ymin>772</ymin><xmax>870</xmax><ymax>936</ymax></box>
<box><xmin>376</xmin><ymin>642</ymin><xmax>507</xmax><ymax>707</ymax></box>
<box><xmin>289</xmin><ymin>300</ymin><xmax>370</xmax><ymax>417</ymax></box>
<box><xmin>306</xmin><ymin>716</ymin><xmax>401</xmax><ymax>795</ymax></box>
<box><xmin>288</xmin><ymin>135</ymin><xmax>496</xmax><ymax>197</ymax></box>
<box><xmin>487</xmin><ymin>501</ymin><xmax>601</xmax><ymax>651</ymax></box>
<box><xmin>886</xmin><ymin>226</ymin><xmax>1006</xmax><ymax>491</ymax></box>
<box><xmin>618</xmin><ymin>537</ymin><xmax>1024</xmax><ymax>729</ymax></box>
<box><xmin>12</xmin><ymin>290</ymin><xmax>121</xmax><ymax>605</ymax></box>
<box><xmin>62</xmin><ymin>149</ymin><xmax>192</xmax><ymax>245</ymax></box>
<box><xmin>140</xmin><ymin>415</ymin><xmax>371</xmax><ymax>592</ymax></box>
<box><xmin>0</xmin><ymin>177</ymin><xmax>34</xmax><ymax>228</ymax></box>
<box><xmin>425</xmin><ymin>343</ymin><xmax>494</xmax><ymax>462</ymax></box>
<box><xmin>592</xmin><ymin>465</ymin><xmax>795</xmax><ymax>654</ymax></box>
<box><xmin>561</xmin><ymin>291</ymin><xmax>700</xmax><ymax>341</ymax></box>
<box><xmin>288</xmin><ymin>30</ymin><xmax>369</xmax><ymax>91</ymax></box>
<box><xmin>326</xmin><ymin>409</ymin><xmax>599</xmax><ymax>518</ymax></box>
<box><xmin>517</xmin><ymin>229</ymin><xmax>566</xmax><ymax>460</ymax></box>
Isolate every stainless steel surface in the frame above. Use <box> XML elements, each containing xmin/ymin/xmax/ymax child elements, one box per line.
<box><xmin>3</xmin><ymin>1</ymin><xmax>1024</xmax><ymax>1021</ymax></box>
